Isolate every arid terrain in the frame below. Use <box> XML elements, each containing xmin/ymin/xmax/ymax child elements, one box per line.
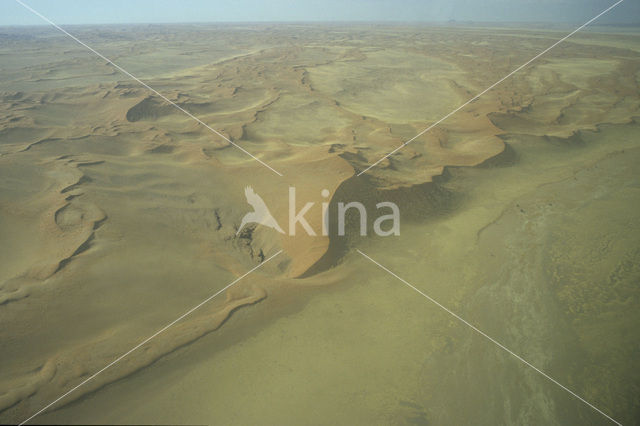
<box><xmin>0</xmin><ymin>23</ymin><xmax>639</xmax><ymax>425</ymax></box>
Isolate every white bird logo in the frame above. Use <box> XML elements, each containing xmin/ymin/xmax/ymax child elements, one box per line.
<box><xmin>236</xmin><ymin>186</ymin><xmax>284</xmax><ymax>235</ymax></box>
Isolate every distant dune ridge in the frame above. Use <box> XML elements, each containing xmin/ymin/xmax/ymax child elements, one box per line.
<box><xmin>0</xmin><ymin>24</ymin><xmax>639</xmax><ymax>423</ymax></box>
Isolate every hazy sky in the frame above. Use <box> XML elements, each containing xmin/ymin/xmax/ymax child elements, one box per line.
<box><xmin>2</xmin><ymin>0</ymin><xmax>638</xmax><ymax>26</ymax></box>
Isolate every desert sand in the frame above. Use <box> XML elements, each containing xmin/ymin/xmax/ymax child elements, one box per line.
<box><xmin>0</xmin><ymin>23</ymin><xmax>639</xmax><ymax>424</ymax></box>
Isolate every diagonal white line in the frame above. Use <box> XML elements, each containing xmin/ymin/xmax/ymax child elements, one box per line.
<box><xmin>357</xmin><ymin>0</ymin><xmax>625</xmax><ymax>176</ymax></box>
<box><xmin>19</xmin><ymin>250</ymin><xmax>283</xmax><ymax>425</ymax></box>
<box><xmin>357</xmin><ymin>249</ymin><xmax>622</xmax><ymax>426</ymax></box>
<box><xmin>13</xmin><ymin>0</ymin><xmax>284</xmax><ymax>177</ymax></box>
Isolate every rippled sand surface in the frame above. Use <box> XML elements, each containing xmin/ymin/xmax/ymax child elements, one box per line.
<box><xmin>0</xmin><ymin>24</ymin><xmax>639</xmax><ymax>425</ymax></box>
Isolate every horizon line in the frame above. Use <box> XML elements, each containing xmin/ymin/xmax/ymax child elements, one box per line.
<box><xmin>2</xmin><ymin>20</ymin><xmax>640</xmax><ymax>29</ymax></box>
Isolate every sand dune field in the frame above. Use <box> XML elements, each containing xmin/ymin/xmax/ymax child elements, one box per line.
<box><xmin>0</xmin><ymin>24</ymin><xmax>639</xmax><ymax>425</ymax></box>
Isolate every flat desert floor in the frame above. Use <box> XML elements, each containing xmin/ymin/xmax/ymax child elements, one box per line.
<box><xmin>0</xmin><ymin>24</ymin><xmax>639</xmax><ymax>425</ymax></box>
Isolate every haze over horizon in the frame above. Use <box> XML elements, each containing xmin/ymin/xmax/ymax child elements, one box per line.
<box><xmin>2</xmin><ymin>0</ymin><xmax>639</xmax><ymax>26</ymax></box>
